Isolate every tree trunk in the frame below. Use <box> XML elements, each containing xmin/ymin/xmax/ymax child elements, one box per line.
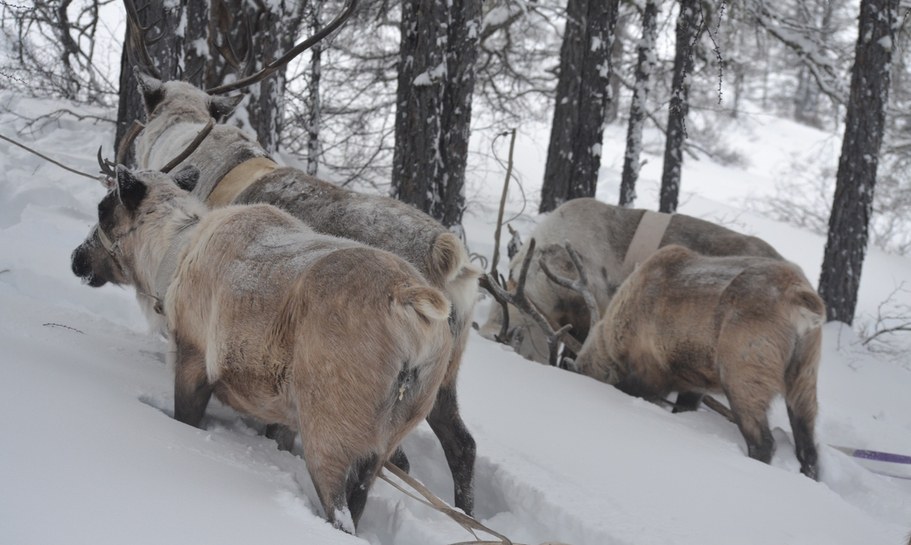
<box><xmin>658</xmin><ymin>0</ymin><xmax>703</xmax><ymax>214</ymax></box>
<box><xmin>539</xmin><ymin>0</ymin><xmax>621</xmax><ymax>214</ymax></box>
<box><xmin>306</xmin><ymin>3</ymin><xmax>323</xmax><ymax>176</ymax></box>
<box><xmin>619</xmin><ymin>0</ymin><xmax>660</xmax><ymax>208</ymax></box>
<box><xmin>115</xmin><ymin>2</ymin><xmax>182</xmax><ymax>167</ymax></box>
<box><xmin>224</xmin><ymin>1</ymin><xmax>304</xmax><ymax>154</ymax></box>
<box><xmin>392</xmin><ymin>0</ymin><xmax>481</xmax><ymax>229</ymax></box>
<box><xmin>817</xmin><ymin>0</ymin><xmax>898</xmax><ymax>324</ymax></box>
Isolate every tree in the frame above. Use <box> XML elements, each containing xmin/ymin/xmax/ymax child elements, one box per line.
<box><xmin>0</xmin><ymin>0</ymin><xmax>115</xmax><ymax>103</ymax></box>
<box><xmin>817</xmin><ymin>0</ymin><xmax>900</xmax><ymax>324</ymax></box>
<box><xmin>539</xmin><ymin>0</ymin><xmax>621</xmax><ymax>214</ymax></box>
<box><xmin>391</xmin><ymin>0</ymin><xmax>482</xmax><ymax>229</ymax></box>
<box><xmin>658</xmin><ymin>0</ymin><xmax>704</xmax><ymax>214</ymax></box>
<box><xmin>115</xmin><ymin>0</ymin><xmax>305</xmax><ymax>164</ymax></box>
<box><xmin>304</xmin><ymin>2</ymin><xmax>323</xmax><ymax>176</ymax></box>
<box><xmin>115</xmin><ymin>1</ymin><xmax>183</xmax><ymax>166</ymax></box>
<box><xmin>619</xmin><ymin>0</ymin><xmax>660</xmax><ymax>207</ymax></box>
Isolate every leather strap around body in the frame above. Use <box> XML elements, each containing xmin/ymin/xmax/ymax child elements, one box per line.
<box><xmin>205</xmin><ymin>156</ymin><xmax>279</xmax><ymax>207</ymax></box>
<box><xmin>620</xmin><ymin>210</ymin><xmax>672</xmax><ymax>277</ymax></box>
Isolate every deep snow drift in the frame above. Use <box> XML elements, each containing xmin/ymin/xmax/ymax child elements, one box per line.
<box><xmin>1</xmin><ymin>92</ymin><xmax>910</xmax><ymax>545</ymax></box>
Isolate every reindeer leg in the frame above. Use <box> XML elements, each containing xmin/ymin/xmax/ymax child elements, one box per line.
<box><xmin>346</xmin><ymin>454</ymin><xmax>380</xmax><ymax>526</ymax></box>
<box><xmin>724</xmin><ymin>385</ymin><xmax>774</xmax><ymax>464</ymax></box>
<box><xmin>389</xmin><ymin>447</ymin><xmax>410</xmax><ymax>473</ymax></box>
<box><xmin>672</xmin><ymin>391</ymin><xmax>704</xmax><ymax>413</ymax></box>
<box><xmin>265</xmin><ymin>423</ymin><xmax>296</xmax><ymax>452</ymax></box>
<box><xmin>173</xmin><ymin>338</ymin><xmax>213</xmax><ymax>427</ymax></box>
<box><xmin>426</xmin><ymin>383</ymin><xmax>476</xmax><ymax>515</ymax></box>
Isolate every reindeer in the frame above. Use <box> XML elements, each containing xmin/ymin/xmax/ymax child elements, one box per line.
<box><xmin>572</xmin><ymin>244</ymin><xmax>824</xmax><ymax>479</ymax></box>
<box><xmin>74</xmin><ymin>166</ymin><xmax>453</xmax><ymax>532</ymax></box>
<box><xmin>78</xmin><ymin>0</ymin><xmax>480</xmax><ymax>514</ymax></box>
<box><xmin>480</xmin><ymin>197</ymin><xmax>783</xmax><ymax>366</ymax></box>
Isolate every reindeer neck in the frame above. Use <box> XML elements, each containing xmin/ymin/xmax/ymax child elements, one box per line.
<box><xmin>133</xmin><ymin>209</ymin><xmax>201</xmax><ymax>316</ymax></box>
<box><xmin>138</xmin><ymin>116</ymin><xmax>206</xmax><ymax>170</ymax></box>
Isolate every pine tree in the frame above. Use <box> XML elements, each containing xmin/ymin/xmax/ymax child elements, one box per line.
<box><xmin>391</xmin><ymin>0</ymin><xmax>481</xmax><ymax>229</ymax></box>
<box><xmin>817</xmin><ymin>0</ymin><xmax>899</xmax><ymax>323</ymax></box>
<box><xmin>539</xmin><ymin>0</ymin><xmax>621</xmax><ymax>214</ymax></box>
<box><xmin>619</xmin><ymin>0</ymin><xmax>660</xmax><ymax>208</ymax></box>
<box><xmin>658</xmin><ymin>0</ymin><xmax>704</xmax><ymax>214</ymax></box>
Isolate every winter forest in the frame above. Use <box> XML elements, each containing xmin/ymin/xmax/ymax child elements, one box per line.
<box><xmin>2</xmin><ymin>0</ymin><xmax>911</xmax><ymax>544</ymax></box>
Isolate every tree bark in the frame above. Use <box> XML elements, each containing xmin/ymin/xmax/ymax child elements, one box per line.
<box><xmin>619</xmin><ymin>0</ymin><xmax>660</xmax><ymax>208</ymax></box>
<box><xmin>115</xmin><ymin>1</ymin><xmax>182</xmax><ymax>167</ymax></box>
<box><xmin>658</xmin><ymin>0</ymin><xmax>703</xmax><ymax>214</ymax></box>
<box><xmin>392</xmin><ymin>0</ymin><xmax>481</xmax><ymax>229</ymax></box>
<box><xmin>817</xmin><ymin>0</ymin><xmax>898</xmax><ymax>324</ymax></box>
<box><xmin>539</xmin><ymin>0</ymin><xmax>621</xmax><ymax>214</ymax></box>
<box><xmin>306</xmin><ymin>3</ymin><xmax>323</xmax><ymax>176</ymax></box>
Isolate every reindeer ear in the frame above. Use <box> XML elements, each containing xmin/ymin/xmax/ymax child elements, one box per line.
<box><xmin>208</xmin><ymin>94</ymin><xmax>244</xmax><ymax>121</ymax></box>
<box><xmin>135</xmin><ymin>70</ymin><xmax>165</xmax><ymax>114</ymax></box>
<box><xmin>171</xmin><ymin>165</ymin><xmax>200</xmax><ymax>192</ymax></box>
<box><xmin>115</xmin><ymin>165</ymin><xmax>148</xmax><ymax>212</ymax></box>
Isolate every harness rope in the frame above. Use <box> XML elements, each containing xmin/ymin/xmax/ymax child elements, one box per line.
<box><xmin>380</xmin><ymin>462</ymin><xmax>522</xmax><ymax>545</ymax></box>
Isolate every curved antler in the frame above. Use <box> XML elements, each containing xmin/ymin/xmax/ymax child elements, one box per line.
<box><xmin>205</xmin><ymin>0</ymin><xmax>359</xmax><ymax>94</ymax></box>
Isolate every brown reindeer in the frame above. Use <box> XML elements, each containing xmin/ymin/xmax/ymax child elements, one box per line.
<box><xmin>78</xmin><ymin>0</ymin><xmax>480</xmax><ymax>514</ymax></box>
<box><xmin>573</xmin><ymin>244</ymin><xmax>824</xmax><ymax>479</ymax></box>
<box><xmin>76</xmin><ymin>166</ymin><xmax>452</xmax><ymax>532</ymax></box>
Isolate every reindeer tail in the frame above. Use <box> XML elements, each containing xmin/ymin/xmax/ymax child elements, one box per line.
<box><xmin>397</xmin><ymin>285</ymin><xmax>451</xmax><ymax>323</ymax></box>
<box><xmin>784</xmin><ymin>284</ymin><xmax>825</xmax><ymax>480</ymax></box>
<box><xmin>428</xmin><ymin>232</ymin><xmax>481</xmax><ymax>286</ymax></box>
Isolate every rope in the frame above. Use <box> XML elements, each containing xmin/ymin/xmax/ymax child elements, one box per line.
<box><xmin>379</xmin><ymin>462</ymin><xmax>522</xmax><ymax>545</ymax></box>
<box><xmin>0</xmin><ymin>132</ymin><xmax>105</xmax><ymax>183</ymax></box>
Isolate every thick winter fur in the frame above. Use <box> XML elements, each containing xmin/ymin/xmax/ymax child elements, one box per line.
<box><xmin>480</xmin><ymin>197</ymin><xmax>783</xmax><ymax>363</ymax></box>
<box><xmin>574</xmin><ymin>245</ymin><xmax>824</xmax><ymax>479</ymax></box>
<box><xmin>80</xmin><ymin>167</ymin><xmax>452</xmax><ymax>532</ymax></box>
<box><xmin>75</xmin><ymin>76</ymin><xmax>481</xmax><ymax>513</ymax></box>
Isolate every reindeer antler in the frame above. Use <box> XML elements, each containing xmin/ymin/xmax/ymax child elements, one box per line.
<box><xmin>479</xmin><ymin>238</ymin><xmax>581</xmax><ymax>367</ymax></box>
<box><xmin>97</xmin><ymin>146</ymin><xmax>117</xmax><ymax>180</ymax></box>
<box><xmin>539</xmin><ymin>242</ymin><xmax>601</xmax><ymax>327</ymax></box>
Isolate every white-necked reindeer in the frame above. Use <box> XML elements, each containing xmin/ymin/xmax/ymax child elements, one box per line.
<box><xmin>74</xmin><ymin>0</ymin><xmax>480</xmax><ymax>514</ymax></box>
<box><xmin>75</xmin><ymin>165</ymin><xmax>453</xmax><ymax>532</ymax></box>
<box><xmin>481</xmin><ymin>198</ymin><xmax>783</xmax><ymax>366</ymax></box>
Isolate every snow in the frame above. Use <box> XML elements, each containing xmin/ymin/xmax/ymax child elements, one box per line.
<box><xmin>2</xmin><ymin>91</ymin><xmax>911</xmax><ymax>545</ymax></box>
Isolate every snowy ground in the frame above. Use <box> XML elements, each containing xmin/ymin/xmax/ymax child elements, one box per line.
<box><xmin>1</xmin><ymin>91</ymin><xmax>910</xmax><ymax>545</ymax></box>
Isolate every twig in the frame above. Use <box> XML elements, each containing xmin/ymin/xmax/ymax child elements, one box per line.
<box><xmin>42</xmin><ymin>322</ymin><xmax>85</xmax><ymax>334</ymax></box>
<box><xmin>489</xmin><ymin>128</ymin><xmax>517</xmax><ymax>278</ymax></box>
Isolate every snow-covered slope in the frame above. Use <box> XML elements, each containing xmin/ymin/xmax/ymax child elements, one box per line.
<box><xmin>2</xmin><ymin>92</ymin><xmax>909</xmax><ymax>545</ymax></box>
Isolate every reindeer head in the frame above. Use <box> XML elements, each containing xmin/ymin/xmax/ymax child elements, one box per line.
<box><xmin>71</xmin><ymin>166</ymin><xmax>201</xmax><ymax>289</ymax></box>
<box><xmin>479</xmin><ymin>287</ymin><xmax>553</xmax><ymax>363</ymax></box>
<box><xmin>137</xmin><ymin>74</ymin><xmax>244</xmax><ymax>125</ymax></box>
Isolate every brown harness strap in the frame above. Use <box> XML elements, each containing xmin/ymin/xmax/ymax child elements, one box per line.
<box><xmin>620</xmin><ymin>210</ymin><xmax>672</xmax><ymax>277</ymax></box>
<box><xmin>205</xmin><ymin>156</ymin><xmax>278</xmax><ymax>207</ymax></box>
